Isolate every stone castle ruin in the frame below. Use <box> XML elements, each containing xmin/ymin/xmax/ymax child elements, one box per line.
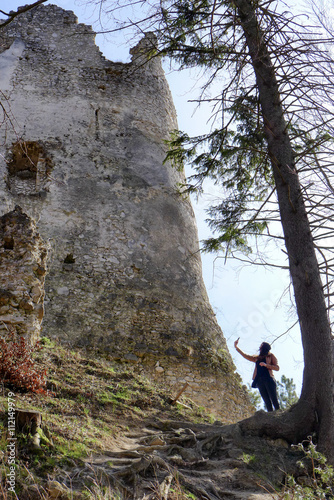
<box><xmin>0</xmin><ymin>4</ymin><xmax>251</xmax><ymax>419</ymax></box>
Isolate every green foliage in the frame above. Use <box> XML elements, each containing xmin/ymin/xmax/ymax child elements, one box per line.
<box><xmin>282</xmin><ymin>439</ymin><xmax>334</xmax><ymax>499</ymax></box>
<box><xmin>246</xmin><ymin>384</ymin><xmax>262</xmax><ymax>410</ymax></box>
<box><xmin>0</xmin><ymin>330</ymin><xmax>47</xmax><ymax>394</ymax></box>
<box><xmin>159</xmin><ymin>0</ymin><xmax>277</xmax><ymax>256</ymax></box>
<box><xmin>40</xmin><ymin>335</ymin><xmax>55</xmax><ymax>347</ymax></box>
<box><xmin>242</xmin><ymin>452</ymin><xmax>257</xmax><ymax>465</ymax></box>
<box><xmin>160</xmin><ymin>0</ymin><xmax>231</xmax><ymax>68</ymax></box>
<box><xmin>158</xmin><ymin>0</ymin><xmax>334</xmax><ymax>262</ymax></box>
<box><xmin>55</xmin><ymin>437</ymin><xmax>89</xmax><ymax>460</ymax></box>
<box><xmin>97</xmin><ymin>386</ymin><xmax>131</xmax><ymax>405</ymax></box>
<box><xmin>166</xmin><ymin>91</ymin><xmax>275</xmax><ymax>253</ymax></box>
<box><xmin>277</xmin><ymin>375</ymin><xmax>299</xmax><ymax>409</ymax></box>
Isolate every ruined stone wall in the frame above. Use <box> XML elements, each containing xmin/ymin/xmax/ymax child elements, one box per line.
<box><xmin>0</xmin><ymin>206</ymin><xmax>48</xmax><ymax>343</ymax></box>
<box><xmin>0</xmin><ymin>4</ymin><xmax>251</xmax><ymax>417</ymax></box>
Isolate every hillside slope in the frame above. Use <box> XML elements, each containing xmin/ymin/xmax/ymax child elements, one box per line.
<box><xmin>0</xmin><ymin>338</ymin><xmax>315</xmax><ymax>499</ymax></box>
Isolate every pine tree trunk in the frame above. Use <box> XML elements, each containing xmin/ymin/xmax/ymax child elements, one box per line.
<box><xmin>234</xmin><ymin>0</ymin><xmax>334</xmax><ymax>462</ymax></box>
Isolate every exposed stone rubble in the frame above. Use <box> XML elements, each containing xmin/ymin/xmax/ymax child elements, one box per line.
<box><xmin>0</xmin><ymin>205</ymin><xmax>48</xmax><ymax>343</ymax></box>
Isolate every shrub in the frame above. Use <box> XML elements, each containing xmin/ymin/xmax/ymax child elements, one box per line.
<box><xmin>282</xmin><ymin>438</ymin><xmax>334</xmax><ymax>499</ymax></box>
<box><xmin>0</xmin><ymin>330</ymin><xmax>47</xmax><ymax>394</ymax></box>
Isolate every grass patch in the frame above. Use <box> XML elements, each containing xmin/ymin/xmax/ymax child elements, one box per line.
<box><xmin>0</xmin><ymin>336</ymin><xmax>216</xmax><ymax>497</ymax></box>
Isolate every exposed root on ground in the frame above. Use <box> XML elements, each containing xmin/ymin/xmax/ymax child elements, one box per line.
<box><xmin>50</xmin><ymin>417</ymin><xmax>304</xmax><ymax>499</ymax></box>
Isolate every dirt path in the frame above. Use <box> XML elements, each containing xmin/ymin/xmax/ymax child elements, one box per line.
<box><xmin>62</xmin><ymin>418</ymin><xmax>299</xmax><ymax>499</ymax></box>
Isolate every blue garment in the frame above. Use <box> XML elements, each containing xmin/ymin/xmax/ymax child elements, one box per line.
<box><xmin>255</xmin><ymin>359</ymin><xmax>280</xmax><ymax>412</ymax></box>
<box><xmin>256</xmin><ymin>358</ymin><xmax>271</xmax><ymax>379</ymax></box>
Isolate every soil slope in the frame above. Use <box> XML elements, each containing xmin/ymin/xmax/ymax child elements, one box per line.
<box><xmin>0</xmin><ymin>338</ymin><xmax>306</xmax><ymax>499</ymax></box>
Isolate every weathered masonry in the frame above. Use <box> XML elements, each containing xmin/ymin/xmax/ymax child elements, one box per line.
<box><xmin>0</xmin><ymin>4</ymin><xmax>251</xmax><ymax>419</ymax></box>
<box><xmin>0</xmin><ymin>205</ymin><xmax>48</xmax><ymax>344</ymax></box>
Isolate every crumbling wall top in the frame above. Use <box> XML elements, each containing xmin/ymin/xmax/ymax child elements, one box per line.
<box><xmin>0</xmin><ymin>4</ymin><xmax>106</xmax><ymax>68</ymax></box>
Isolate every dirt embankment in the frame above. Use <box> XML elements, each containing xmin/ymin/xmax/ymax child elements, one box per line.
<box><xmin>0</xmin><ymin>339</ymin><xmax>306</xmax><ymax>499</ymax></box>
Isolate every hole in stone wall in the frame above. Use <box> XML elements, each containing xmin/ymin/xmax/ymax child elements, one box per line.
<box><xmin>3</xmin><ymin>236</ymin><xmax>14</xmax><ymax>250</ymax></box>
<box><xmin>7</xmin><ymin>141</ymin><xmax>53</xmax><ymax>196</ymax></box>
<box><xmin>64</xmin><ymin>253</ymin><xmax>75</xmax><ymax>264</ymax></box>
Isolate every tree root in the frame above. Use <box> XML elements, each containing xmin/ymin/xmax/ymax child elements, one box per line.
<box><xmin>55</xmin><ymin>415</ymin><xmax>308</xmax><ymax>498</ymax></box>
<box><xmin>238</xmin><ymin>401</ymin><xmax>316</xmax><ymax>444</ymax></box>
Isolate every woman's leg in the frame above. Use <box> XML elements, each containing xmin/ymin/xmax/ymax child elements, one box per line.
<box><xmin>257</xmin><ymin>379</ymin><xmax>273</xmax><ymax>411</ymax></box>
<box><xmin>267</xmin><ymin>377</ymin><xmax>280</xmax><ymax>410</ymax></box>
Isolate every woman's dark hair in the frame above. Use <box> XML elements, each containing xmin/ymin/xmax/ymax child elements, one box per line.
<box><xmin>259</xmin><ymin>342</ymin><xmax>271</xmax><ymax>356</ymax></box>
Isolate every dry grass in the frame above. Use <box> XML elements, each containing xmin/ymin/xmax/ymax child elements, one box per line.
<box><xmin>0</xmin><ymin>336</ymin><xmax>216</xmax><ymax>498</ymax></box>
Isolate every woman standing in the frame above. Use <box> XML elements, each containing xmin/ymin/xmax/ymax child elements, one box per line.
<box><xmin>234</xmin><ymin>339</ymin><xmax>280</xmax><ymax>412</ymax></box>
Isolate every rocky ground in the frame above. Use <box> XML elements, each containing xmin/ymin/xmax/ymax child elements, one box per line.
<box><xmin>0</xmin><ymin>338</ymin><xmax>311</xmax><ymax>499</ymax></box>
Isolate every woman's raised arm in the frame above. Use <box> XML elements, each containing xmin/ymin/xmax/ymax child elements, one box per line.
<box><xmin>234</xmin><ymin>339</ymin><xmax>257</xmax><ymax>363</ymax></box>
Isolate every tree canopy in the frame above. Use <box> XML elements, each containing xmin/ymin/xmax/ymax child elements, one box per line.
<box><xmin>277</xmin><ymin>375</ymin><xmax>299</xmax><ymax>409</ymax></box>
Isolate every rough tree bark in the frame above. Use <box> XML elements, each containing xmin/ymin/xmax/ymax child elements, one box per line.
<box><xmin>235</xmin><ymin>0</ymin><xmax>334</xmax><ymax>461</ymax></box>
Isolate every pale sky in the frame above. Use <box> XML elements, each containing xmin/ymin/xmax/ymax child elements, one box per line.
<box><xmin>1</xmin><ymin>0</ymin><xmax>305</xmax><ymax>397</ymax></box>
